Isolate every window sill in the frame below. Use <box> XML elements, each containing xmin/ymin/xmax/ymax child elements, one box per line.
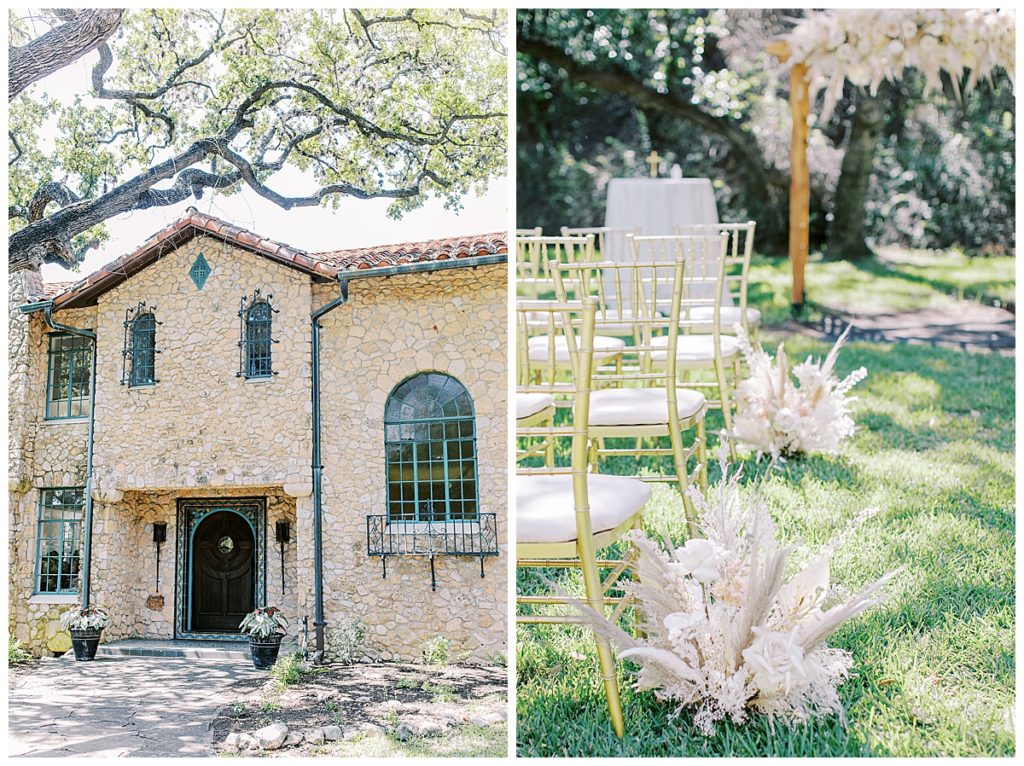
<box><xmin>243</xmin><ymin>376</ymin><xmax>275</xmax><ymax>383</ymax></box>
<box><xmin>29</xmin><ymin>593</ymin><xmax>80</xmax><ymax>605</ymax></box>
<box><xmin>42</xmin><ymin>417</ymin><xmax>89</xmax><ymax>426</ymax></box>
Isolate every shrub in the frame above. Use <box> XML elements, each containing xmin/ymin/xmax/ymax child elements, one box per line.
<box><xmin>327</xmin><ymin>618</ymin><xmax>365</xmax><ymax>665</ymax></box>
<box><xmin>8</xmin><ymin>637</ymin><xmax>33</xmax><ymax>666</ymax></box>
<box><xmin>421</xmin><ymin>635</ymin><xmax>451</xmax><ymax>667</ymax></box>
<box><xmin>269</xmin><ymin>651</ymin><xmax>306</xmax><ymax>688</ymax></box>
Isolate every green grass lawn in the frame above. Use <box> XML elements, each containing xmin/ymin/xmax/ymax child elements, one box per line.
<box><xmin>516</xmin><ymin>251</ymin><xmax>1015</xmax><ymax>757</ymax></box>
<box><xmin>747</xmin><ymin>246</ymin><xmax>1015</xmax><ymax>326</ymax></box>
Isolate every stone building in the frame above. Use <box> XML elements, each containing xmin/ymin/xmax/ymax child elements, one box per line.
<box><xmin>8</xmin><ymin>209</ymin><xmax>508</xmax><ymax>663</ymax></box>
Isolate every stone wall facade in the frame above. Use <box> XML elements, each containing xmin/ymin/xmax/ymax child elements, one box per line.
<box><xmin>8</xmin><ymin>235</ymin><xmax>507</xmax><ymax>663</ymax></box>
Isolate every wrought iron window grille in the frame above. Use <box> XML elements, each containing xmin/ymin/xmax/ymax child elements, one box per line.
<box><xmin>237</xmin><ymin>289</ymin><xmax>279</xmax><ymax>379</ymax></box>
<box><xmin>366</xmin><ymin>514</ymin><xmax>499</xmax><ymax>591</ymax></box>
<box><xmin>121</xmin><ymin>301</ymin><xmax>161</xmax><ymax>386</ymax></box>
<box><xmin>189</xmin><ymin>252</ymin><xmax>211</xmax><ymax>290</ymax></box>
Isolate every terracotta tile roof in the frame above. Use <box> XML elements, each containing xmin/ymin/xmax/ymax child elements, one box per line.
<box><xmin>41</xmin><ymin>281</ymin><xmax>76</xmax><ymax>298</ymax></box>
<box><xmin>316</xmin><ymin>233</ymin><xmax>508</xmax><ymax>271</ymax></box>
<box><xmin>35</xmin><ymin>208</ymin><xmax>507</xmax><ymax>309</ymax></box>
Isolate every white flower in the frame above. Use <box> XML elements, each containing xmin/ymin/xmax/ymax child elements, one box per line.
<box><xmin>772</xmin><ymin>407</ymin><xmax>801</xmax><ymax>434</ymax></box>
<box><xmin>663</xmin><ymin>611</ymin><xmax>704</xmax><ymax>641</ymax></box>
<box><xmin>742</xmin><ymin>628</ymin><xmax>811</xmax><ymax>695</ymax></box>
<box><xmin>674</xmin><ymin>538</ymin><xmax>725</xmax><ymax>583</ymax></box>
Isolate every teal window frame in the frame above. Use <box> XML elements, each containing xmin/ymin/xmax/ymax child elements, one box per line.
<box><xmin>45</xmin><ymin>333</ymin><xmax>92</xmax><ymax>419</ymax></box>
<box><xmin>34</xmin><ymin>487</ymin><xmax>85</xmax><ymax>595</ymax></box>
<box><xmin>384</xmin><ymin>372</ymin><xmax>479</xmax><ymax>523</ymax></box>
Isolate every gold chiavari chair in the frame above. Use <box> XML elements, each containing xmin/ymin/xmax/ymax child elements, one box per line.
<box><xmin>516</xmin><ymin>298</ymin><xmax>650</xmax><ymax>738</ymax></box>
<box><xmin>631</xmin><ymin>234</ymin><xmax>742</xmax><ymax>451</ymax></box>
<box><xmin>515</xmin><ymin>234</ymin><xmax>595</xmax><ymax>300</ymax></box>
<box><xmin>516</xmin><ymin>234</ymin><xmax>625</xmax><ymax>376</ymax></box>
<box><xmin>551</xmin><ymin>246</ymin><xmax>710</xmax><ymax>529</ymax></box>
<box><xmin>675</xmin><ymin>221</ymin><xmax>760</xmax><ymax>338</ymax></box>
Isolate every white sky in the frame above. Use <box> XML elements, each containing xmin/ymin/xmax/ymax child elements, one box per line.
<box><xmin>28</xmin><ymin>41</ymin><xmax>508</xmax><ymax>284</ymax></box>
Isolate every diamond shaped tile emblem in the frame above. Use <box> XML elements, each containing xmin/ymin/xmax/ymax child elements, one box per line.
<box><xmin>189</xmin><ymin>253</ymin><xmax>210</xmax><ymax>290</ymax></box>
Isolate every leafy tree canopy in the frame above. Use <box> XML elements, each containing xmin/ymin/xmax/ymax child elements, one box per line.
<box><xmin>517</xmin><ymin>9</ymin><xmax>1014</xmax><ymax>257</ymax></box>
<box><xmin>8</xmin><ymin>8</ymin><xmax>507</xmax><ymax>269</ymax></box>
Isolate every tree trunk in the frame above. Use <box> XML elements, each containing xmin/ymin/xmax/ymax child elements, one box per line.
<box><xmin>828</xmin><ymin>93</ymin><xmax>883</xmax><ymax>260</ymax></box>
<box><xmin>9</xmin><ymin>10</ymin><xmax>123</xmax><ymax>100</ymax></box>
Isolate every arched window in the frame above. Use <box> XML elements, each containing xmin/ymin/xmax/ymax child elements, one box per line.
<box><xmin>238</xmin><ymin>290</ymin><xmax>277</xmax><ymax>379</ymax></box>
<box><xmin>385</xmin><ymin>372</ymin><xmax>478</xmax><ymax>523</ymax></box>
<box><xmin>130</xmin><ymin>312</ymin><xmax>157</xmax><ymax>386</ymax></box>
<box><xmin>120</xmin><ymin>301</ymin><xmax>159</xmax><ymax>388</ymax></box>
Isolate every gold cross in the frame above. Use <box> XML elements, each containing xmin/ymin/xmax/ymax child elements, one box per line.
<box><xmin>646</xmin><ymin>150</ymin><xmax>662</xmax><ymax>178</ymax></box>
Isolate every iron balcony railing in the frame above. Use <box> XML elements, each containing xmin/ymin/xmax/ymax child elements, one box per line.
<box><xmin>366</xmin><ymin>513</ymin><xmax>499</xmax><ymax>590</ymax></box>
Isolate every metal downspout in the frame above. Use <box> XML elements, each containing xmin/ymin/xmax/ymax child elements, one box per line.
<box><xmin>27</xmin><ymin>302</ymin><xmax>99</xmax><ymax>607</ymax></box>
<box><xmin>309</xmin><ymin>283</ymin><xmax>349</xmax><ymax>665</ymax></box>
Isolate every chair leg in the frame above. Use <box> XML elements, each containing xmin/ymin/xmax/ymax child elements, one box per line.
<box><xmin>715</xmin><ymin>357</ymin><xmax>737</xmax><ymax>460</ymax></box>
<box><xmin>544</xmin><ymin>413</ymin><xmax>556</xmax><ymax>467</ymax></box>
<box><xmin>668</xmin><ymin>424</ymin><xmax>693</xmax><ymax>527</ymax></box>
<box><xmin>697</xmin><ymin>416</ymin><xmax>709</xmax><ymax>493</ymax></box>
<box><xmin>578</xmin><ymin>538</ymin><xmax>626</xmax><ymax>738</ymax></box>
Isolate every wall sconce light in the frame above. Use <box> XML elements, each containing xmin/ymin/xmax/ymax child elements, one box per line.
<box><xmin>153</xmin><ymin>523</ymin><xmax>167</xmax><ymax>593</ymax></box>
<box><xmin>275</xmin><ymin>521</ymin><xmax>290</xmax><ymax>595</ymax></box>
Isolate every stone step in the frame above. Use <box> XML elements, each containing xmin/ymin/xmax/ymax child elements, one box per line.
<box><xmin>63</xmin><ymin>638</ymin><xmax>301</xmax><ymax>662</ymax></box>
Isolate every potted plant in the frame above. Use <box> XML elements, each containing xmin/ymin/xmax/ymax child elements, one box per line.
<box><xmin>239</xmin><ymin>606</ymin><xmax>288</xmax><ymax>670</ymax></box>
<box><xmin>59</xmin><ymin>605</ymin><xmax>110</xmax><ymax>661</ymax></box>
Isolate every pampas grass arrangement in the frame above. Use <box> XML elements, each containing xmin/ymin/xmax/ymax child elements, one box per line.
<box><xmin>731</xmin><ymin>326</ymin><xmax>867</xmax><ymax>459</ymax></box>
<box><xmin>582</xmin><ymin>462</ymin><xmax>900</xmax><ymax>735</ymax></box>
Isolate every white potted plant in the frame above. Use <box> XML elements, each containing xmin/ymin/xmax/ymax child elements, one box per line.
<box><xmin>239</xmin><ymin>606</ymin><xmax>289</xmax><ymax>669</ymax></box>
<box><xmin>59</xmin><ymin>605</ymin><xmax>111</xmax><ymax>661</ymax></box>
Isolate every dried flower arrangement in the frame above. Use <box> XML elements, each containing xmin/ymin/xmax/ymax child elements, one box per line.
<box><xmin>731</xmin><ymin>326</ymin><xmax>867</xmax><ymax>459</ymax></box>
<box><xmin>583</xmin><ymin>464</ymin><xmax>900</xmax><ymax>735</ymax></box>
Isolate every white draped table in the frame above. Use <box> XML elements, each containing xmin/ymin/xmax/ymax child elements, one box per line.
<box><xmin>604</xmin><ymin>177</ymin><xmax>726</xmax><ymax>303</ymax></box>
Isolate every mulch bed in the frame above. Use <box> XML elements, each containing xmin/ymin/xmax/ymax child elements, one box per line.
<box><xmin>210</xmin><ymin>661</ymin><xmax>506</xmax><ymax>748</ymax></box>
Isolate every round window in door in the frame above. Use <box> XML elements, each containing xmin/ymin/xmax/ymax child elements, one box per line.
<box><xmin>191</xmin><ymin>511</ymin><xmax>255</xmax><ymax>632</ymax></box>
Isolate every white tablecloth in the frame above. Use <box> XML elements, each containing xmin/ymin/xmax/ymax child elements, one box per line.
<box><xmin>605</xmin><ymin>178</ymin><xmax>719</xmax><ymax>239</ymax></box>
<box><xmin>604</xmin><ymin>178</ymin><xmax>726</xmax><ymax>304</ymax></box>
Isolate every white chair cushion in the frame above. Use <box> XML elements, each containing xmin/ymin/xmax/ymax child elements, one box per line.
<box><xmin>516</xmin><ymin>473</ymin><xmax>652</xmax><ymax>544</ymax></box>
<box><xmin>688</xmin><ymin>305</ymin><xmax>762</xmax><ymax>327</ymax></box>
<box><xmin>651</xmin><ymin>333</ymin><xmax>741</xmax><ymax>362</ymax></box>
<box><xmin>527</xmin><ymin>334</ymin><xmax>626</xmax><ymax>364</ymax></box>
<box><xmin>588</xmin><ymin>387</ymin><xmax>705</xmax><ymax>426</ymax></box>
<box><xmin>516</xmin><ymin>392</ymin><xmax>554</xmax><ymax>420</ymax></box>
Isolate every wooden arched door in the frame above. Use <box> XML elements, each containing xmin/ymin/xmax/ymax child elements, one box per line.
<box><xmin>191</xmin><ymin>511</ymin><xmax>255</xmax><ymax>632</ymax></box>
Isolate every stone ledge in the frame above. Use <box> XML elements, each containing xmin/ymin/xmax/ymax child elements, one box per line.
<box><xmin>28</xmin><ymin>594</ymin><xmax>79</xmax><ymax>605</ymax></box>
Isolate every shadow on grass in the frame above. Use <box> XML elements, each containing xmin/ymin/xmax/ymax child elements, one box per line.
<box><xmin>844</xmin><ymin>253</ymin><xmax>1015</xmax><ymax>311</ymax></box>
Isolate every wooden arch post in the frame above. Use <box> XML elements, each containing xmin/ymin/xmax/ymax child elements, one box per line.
<box><xmin>768</xmin><ymin>41</ymin><xmax>810</xmax><ymax>315</ymax></box>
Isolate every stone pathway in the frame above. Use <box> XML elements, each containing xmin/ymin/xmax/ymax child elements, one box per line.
<box><xmin>779</xmin><ymin>301</ymin><xmax>1015</xmax><ymax>355</ymax></box>
<box><xmin>8</xmin><ymin>655</ymin><xmax>262</xmax><ymax>757</ymax></box>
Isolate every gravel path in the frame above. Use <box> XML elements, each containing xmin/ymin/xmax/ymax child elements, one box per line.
<box><xmin>8</xmin><ymin>656</ymin><xmax>261</xmax><ymax>757</ymax></box>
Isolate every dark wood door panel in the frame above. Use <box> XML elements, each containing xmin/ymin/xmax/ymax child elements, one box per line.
<box><xmin>192</xmin><ymin>511</ymin><xmax>255</xmax><ymax>632</ymax></box>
